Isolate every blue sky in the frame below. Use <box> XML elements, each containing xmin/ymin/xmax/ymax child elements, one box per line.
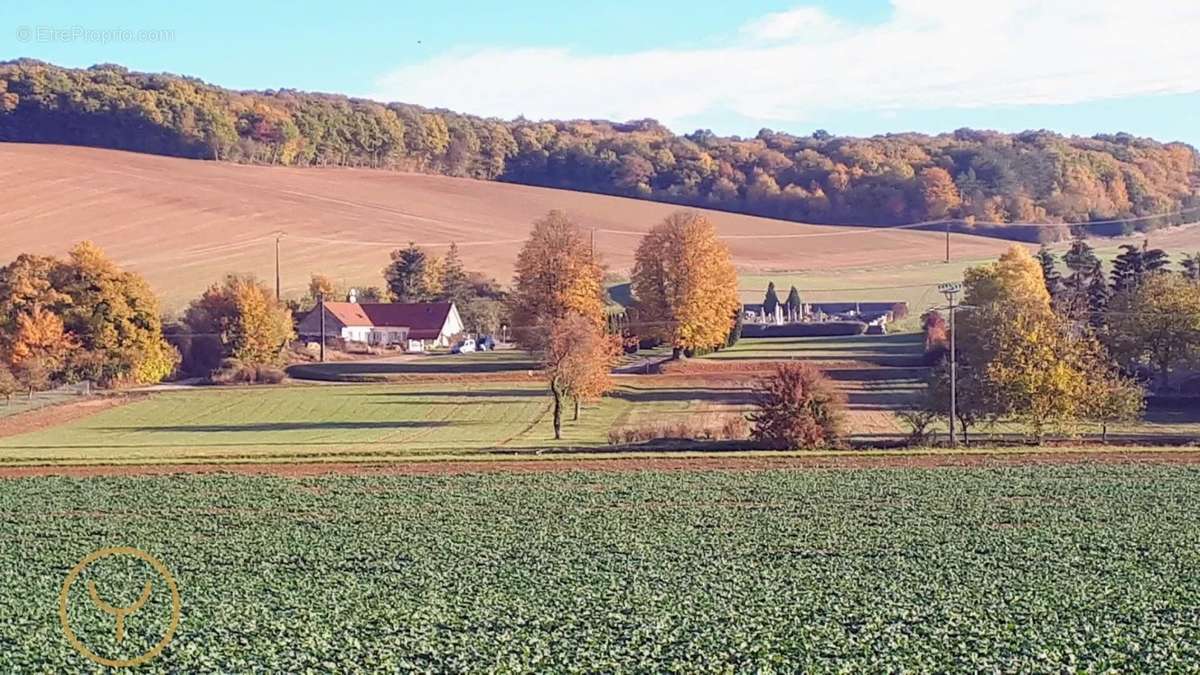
<box><xmin>4</xmin><ymin>1</ymin><xmax>1199</xmax><ymax>146</ymax></box>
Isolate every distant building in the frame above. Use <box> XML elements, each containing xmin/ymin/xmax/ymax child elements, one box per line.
<box><xmin>297</xmin><ymin>300</ymin><xmax>464</xmax><ymax>352</ymax></box>
<box><xmin>742</xmin><ymin>301</ymin><xmax>909</xmax><ymax>327</ymax></box>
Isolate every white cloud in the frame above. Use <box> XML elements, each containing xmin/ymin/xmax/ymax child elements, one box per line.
<box><xmin>738</xmin><ymin>6</ymin><xmax>846</xmax><ymax>42</ymax></box>
<box><xmin>369</xmin><ymin>1</ymin><xmax>1200</xmax><ymax>129</ymax></box>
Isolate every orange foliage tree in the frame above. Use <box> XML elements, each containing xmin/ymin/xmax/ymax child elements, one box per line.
<box><xmin>543</xmin><ymin>315</ymin><xmax>620</xmax><ymax>439</ymax></box>
<box><xmin>631</xmin><ymin>211</ymin><xmax>740</xmax><ymax>356</ymax></box>
<box><xmin>748</xmin><ymin>362</ymin><xmax>845</xmax><ymax>449</ymax></box>
<box><xmin>8</xmin><ymin>306</ymin><xmax>76</xmax><ymax>397</ymax></box>
<box><xmin>508</xmin><ymin>210</ymin><xmax>605</xmax><ymax>350</ymax></box>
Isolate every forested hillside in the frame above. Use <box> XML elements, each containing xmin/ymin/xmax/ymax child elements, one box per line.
<box><xmin>3</xmin><ymin>59</ymin><xmax>1198</xmax><ymax>239</ymax></box>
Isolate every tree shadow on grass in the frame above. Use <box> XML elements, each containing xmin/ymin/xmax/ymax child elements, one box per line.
<box><xmin>349</xmin><ymin>389</ymin><xmax>543</xmax><ymax>399</ymax></box>
<box><xmin>97</xmin><ymin>421</ymin><xmax>455</xmax><ymax>433</ymax></box>
<box><xmin>610</xmin><ymin>387</ymin><xmax>755</xmax><ymax>405</ymax></box>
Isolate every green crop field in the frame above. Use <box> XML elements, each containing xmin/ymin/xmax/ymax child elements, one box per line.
<box><xmin>2</xmin><ymin>464</ymin><xmax>1198</xmax><ymax>671</ymax></box>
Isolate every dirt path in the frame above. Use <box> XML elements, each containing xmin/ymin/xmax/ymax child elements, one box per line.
<box><xmin>3</xmin><ymin>449</ymin><xmax>1199</xmax><ymax>479</ymax></box>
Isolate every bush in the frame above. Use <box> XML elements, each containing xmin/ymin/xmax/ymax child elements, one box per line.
<box><xmin>897</xmin><ymin>409</ymin><xmax>939</xmax><ymax>446</ymax></box>
<box><xmin>607</xmin><ymin>416</ymin><xmax>749</xmax><ymax>445</ymax></box>
<box><xmin>748</xmin><ymin>362</ymin><xmax>845</xmax><ymax>449</ymax></box>
<box><xmin>210</xmin><ymin>359</ymin><xmax>286</xmax><ymax>385</ymax></box>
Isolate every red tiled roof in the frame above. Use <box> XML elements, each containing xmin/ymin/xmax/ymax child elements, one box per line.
<box><xmin>320</xmin><ymin>302</ymin><xmax>453</xmax><ymax>339</ymax></box>
<box><xmin>321</xmin><ymin>302</ymin><xmax>373</xmax><ymax>327</ymax></box>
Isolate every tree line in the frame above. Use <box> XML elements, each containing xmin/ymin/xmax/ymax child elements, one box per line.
<box><xmin>918</xmin><ymin>245</ymin><xmax>1200</xmax><ymax>444</ymax></box>
<box><xmin>3</xmin><ymin>60</ymin><xmax>1198</xmax><ymax>241</ymax></box>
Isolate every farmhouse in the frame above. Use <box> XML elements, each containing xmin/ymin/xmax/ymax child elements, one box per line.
<box><xmin>297</xmin><ymin>300</ymin><xmax>464</xmax><ymax>352</ymax></box>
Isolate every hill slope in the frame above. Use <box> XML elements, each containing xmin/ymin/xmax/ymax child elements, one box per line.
<box><xmin>0</xmin><ymin>143</ymin><xmax>1034</xmax><ymax>310</ymax></box>
<box><xmin>3</xmin><ymin>60</ymin><xmax>1198</xmax><ymax>239</ymax></box>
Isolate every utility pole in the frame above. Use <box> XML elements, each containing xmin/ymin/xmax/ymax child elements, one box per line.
<box><xmin>274</xmin><ymin>232</ymin><xmax>283</xmax><ymax>302</ymax></box>
<box><xmin>318</xmin><ymin>292</ymin><xmax>326</xmax><ymax>363</ymax></box>
<box><xmin>944</xmin><ymin>221</ymin><xmax>951</xmax><ymax>264</ymax></box>
<box><xmin>938</xmin><ymin>282</ymin><xmax>962</xmax><ymax>447</ymax></box>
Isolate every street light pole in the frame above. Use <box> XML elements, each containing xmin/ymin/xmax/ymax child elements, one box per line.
<box><xmin>938</xmin><ymin>282</ymin><xmax>962</xmax><ymax>448</ymax></box>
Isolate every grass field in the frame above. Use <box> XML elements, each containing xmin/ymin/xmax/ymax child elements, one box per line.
<box><xmin>0</xmin><ymin>381</ymin><xmax>751</xmax><ymax>465</ymax></box>
<box><xmin>2</xmin><ymin>464</ymin><xmax>1198</xmax><ymax>671</ymax></box>
<box><xmin>705</xmin><ymin>334</ymin><xmax>926</xmax><ymax>366</ymax></box>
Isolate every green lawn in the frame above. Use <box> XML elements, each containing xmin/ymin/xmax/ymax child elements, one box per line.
<box><xmin>3</xmin><ymin>465</ymin><xmax>1198</xmax><ymax>671</ymax></box>
<box><xmin>288</xmin><ymin>349</ymin><xmax>541</xmax><ymax>381</ymax></box>
<box><xmin>0</xmin><ymin>382</ymin><xmax>743</xmax><ymax>465</ymax></box>
<box><xmin>707</xmin><ymin>333</ymin><xmax>926</xmax><ymax>366</ymax></box>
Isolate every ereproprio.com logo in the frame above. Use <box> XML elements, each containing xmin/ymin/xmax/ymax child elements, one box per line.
<box><xmin>58</xmin><ymin>546</ymin><xmax>181</xmax><ymax>667</ymax></box>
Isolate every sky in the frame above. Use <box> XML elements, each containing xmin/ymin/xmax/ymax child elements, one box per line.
<box><xmin>3</xmin><ymin>0</ymin><xmax>1199</xmax><ymax>146</ymax></box>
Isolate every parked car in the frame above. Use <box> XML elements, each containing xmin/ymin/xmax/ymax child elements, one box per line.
<box><xmin>451</xmin><ymin>338</ymin><xmax>477</xmax><ymax>354</ymax></box>
<box><xmin>477</xmin><ymin>335</ymin><xmax>496</xmax><ymax>351</ymax></box>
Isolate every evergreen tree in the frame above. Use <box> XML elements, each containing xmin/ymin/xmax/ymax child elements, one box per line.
<box><xmin>383</xmin><ymin>242</ymin><xmax>430</xmax><ymax>302</ymax></box>
<box><xmin>439</xmin><ymin>242</ymin><xmax>470</xmax><ymax>305</ymax></box>
<box><xmin>1035</xmin><ymin>246</ymin><xmax>1061</xmax><ymax>300</ymax></box>
<box><xmin>1111</xmin><ymin>244</ymin><xmax>1143</xmax><ymax>294</ymax></box>
<box><xmin>1183</xmin><ymin>253</ymin><xmax>1200</xmax><ymax>282</ymax></box>
<box><xmin>762</xmin><ymin>282</ymin><xmax>780</xmax><ymax>319</ymax></box>
<box><xmin>785</xmin><ymin>286</ymin><xmax>803</xmax><ymax>321</ymax></box>
<box><xmin>1086</xmin><ymin>264</ymin><xmax>1110</xmax><ymax>327</ymax></box>
<box><xmin>1112</xmin><ymin>241</ymin><xmax>1169</xmax><ymax>293</ymax></box>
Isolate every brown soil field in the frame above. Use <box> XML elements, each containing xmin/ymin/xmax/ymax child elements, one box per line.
<box><xmin>1</xmin><ymin>449</ymin><xmax>1197</xmax><ymax>479</ymax></box>
<box><xmin>0</xmin><ymin>143</ymin><xmax>1030</xmax><ymax>310</ymax></box>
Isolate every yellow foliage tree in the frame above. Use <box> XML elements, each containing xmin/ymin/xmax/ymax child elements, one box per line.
<box><xmin>509</xmin><ymin>211</ymin><xmax>605</xmax><ymax>350</ymax></box>
<box><xmin>308</xmin><ymin>274</ymin><xmax>340</xmax><ymax>303</ymax></box>
<box><xmin>954</xmin><ymin>245</ymin><xmax>1109</xmax><ymax>442</ymax></box>
<box><xmin>185</xmin><ymin>275</ymin><xmax>295</xmax><ymax>368</ymax></box>
<box><xmin>631</xmin><ymin>211</ymin><xmax>741</xmax><ymax>355</ymax></box>
<box><xmin>544</xmin><ymin>315</ymin><xmax>620</xmax><ymax>438</ymax></box>
<box><xmin>58</xmin><ymin>242</ymin><xmax>178</xmax><ymax>385</ymax></box>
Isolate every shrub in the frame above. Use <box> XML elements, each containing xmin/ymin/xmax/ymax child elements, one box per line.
<box><xmin>210</xmin><ymin>359</ymin><xmax>287</xmax><ymax>385</ymax></box>
<box><xmin>748</xmin><ymin>362</ymin><xmax>845</xmax><ymax>449</ymax></box>
<box><xmin>607</xmin><ymin>415</ymin><xmax>750</xmax><ymax>445</ymax></box>
<box><xmin>897</xmin><ymin>409</ymin><xmax>939</xmax><ymax>446</ymax></box>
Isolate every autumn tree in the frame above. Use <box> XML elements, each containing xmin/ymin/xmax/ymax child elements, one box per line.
<box><xmin>632</xmin><ymin>212</ymin><xmax>741</xmax><ymax>355</ymax></box>
<box><xmin>383</xmin><ymin>243</ymin><xmax>433</xmax><ymax>302</ymax></box>
<box><xmin>543</xmin><ymin>315</ymin><xmax>620</xmax><ymax>438</ymax></box>
<box><xmin>421</xmin><ymin>253</ymin><xmax>445</xmax><ymax>300</ymax></box>
<box><xmin>1105</xmin><ymin>273</ymin><xmax>1200</xmax><ymax>389</ymax></box>
<box><xmin>957</xmin><ymin>246</ymin><xmax>1097</xmax><ymax>442</ymax></box>
<box><xmin>917</xmin><ymin>167</ymin><xmax>962</xmax><ymax>220</ymax></box>
<box><xmin>8</xmin><ymin>306</ymin><xmax>75</xmax><ymax>398</ymax></box>
<box><xmin>0</xmin><ymin>363</ymin><xmax>17</xmax><ymax>404</ymax></box>
<box><xmin>509</xmin><ymin>211</ymin><xmax>605</xmax><ymax>350</ymax></box>
<box><xmin>1082</xmin><ymin>360</ymin><xmax>1145</xmax><ymax>442</ymax></box>
<box><xmin>53</xmin><ymin>242</ymin><xmax>178</xmax><ymax>385</ymax></box>
<box><xmin>748</xmin><ymin>362</ymin><xmax>845</xmax><ymax>449</ymax></box>
<box><xmin>308</xmin><ymin>274</ymin><xmax>340</xmax><ymax>303</ymax></box>
<box><xmin>184</xmin><ymin>274</ymin><xmax>295</xmax><ymax>370</ymax></box>
<box><xmin>0</xmin><ymin>254</ymin><xmax>70</xmax><ymax>348</ymax></box>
